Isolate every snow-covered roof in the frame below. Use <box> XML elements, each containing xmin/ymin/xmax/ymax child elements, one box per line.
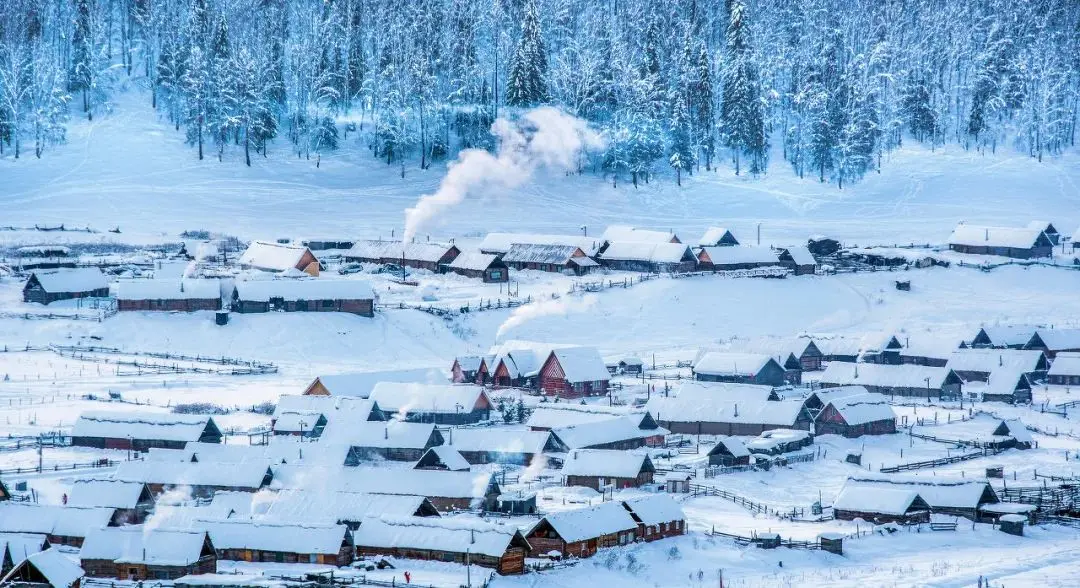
<box><xmin>948</xmin><ymin>224</ymin><xmax>1048</xmax><ymax>249</ymax></box>
<box><xmin>833</xmin><ymin>480</ymin><xmax>927</xmax><ymax>516</ymax></box>
<box><xmin>699</xmin><ymin>246</ymin><xmax>780</xmax><ymax>265</ymax></box>
<box><xmin>1028</xmin><ymin>220</ymin><xmax>1056</xmax><ymax>233</ymax></box>
<box><xmin>552</xmin><ymin>416</ymin><xmax>653</xmax><ymax>449</ymax></box>
<box><xmin>646</xmin><ymin>394</ymin><xmax>805</xmax><ymax>427</ymax></box>
<box><xmin>259</xmin><ymin>490</ymin><xmax>435</xmax><ymax>524</ymax></box>
<box><xmin>202</xmin><ymin>520</ymin><xmax>348</xmax><ymax>554</ymax></box>
<box><xmin>162</xmin><ymin>440</ymin><xmax>340</xmax><ymax>466</ymax></box>
<box><xmin>72</xmin><ymin>411</ymin><xmax>216</xmax><ymax>442</ymax></box>
<box><xmin>809</xmin><ymin>332</ymin><xmax>902</xmax><ymax>356</ymax></box>
<box><xmin>444</xmin><ymin>429</ymin><xmax>558</xmax><ymax>455</ymax></box>
<box><xmin>501</xmin><ymin>243</ymin><xmax>587</xmax><ymax>265</ymax></box>
<box><xmin>622</xmin><ymin>495</ymin><xmax>685</xmax><ymax>526</ymax></box>
<box><xmin>353</xmin><ymin>516</ymin><xmax>526</xmax><ymax>559</ymax></box>
<box><xmin>693</xmin><ymin>352</ymin><xmax>777</xmax><ymax>377</ymax></box>
<box><xmin>239</xmin><ymin>241</ymin><xmax>314</xmax><ymax>272</ymax></box>
<box><xmin>781</xmin><ymin>246</ymin><xmax>816</xmax><ymax>266</ymax></box>
<box><xmin>601</xmin><ymin>225</ymin><xmax>679</xmax><ymax>244</ymax></box>
<box><xmin>453</xmin><ymin>355</ymin><xmax>485</xmax><ymax>372</ymax></box>
<box><xmin>16</xmin><ymin>245</ymin><xmax>70</xmax><ymax>256</ymax></box>
<box><xmin>69</xmin><ymin>479</ymin><xmax>150</xmax><ymax>509</ymax></box>
<box><xmin>114</xmin><ymin>459</ymin><xmax>271</xmax><ymax>489</ymax></box>
<box><xmin>271</xmin><ymin>465</ymin><xmax>495</xmax><ymax>500</ymax></box>
<box><xmin>807</xmin><ymin>385</ymin><xmax>870</xmax><ymax>406</ymax></box>
<box><xmin>347</xmin><ymin>240</ymin><xmax>456</xmax><ymax>263</ymax></box>
<box><xmin>600</xmin><ymin>242</ymin><xmax>693</xmax><ymax>263</ymax></box>
<box><xmin>1048</xmin><ymin>352</ymin><xmax>1080</xmax><ymax>376</ymax></box>
<box><xmin>8</xmin><ymin>548</ymin><xmax>84</xmax><ymax>588</ymax></box>
<box><xmin>976</xmin><ymin>325</ymin><xmax>1037</xmax><ymax>347</ymax></box>
<box><xmin>846</xmin><ymin>477</ymin><xmax>996</xmax><ymax>510</ymax></box>
<box><xmin>0</xmin><ymin>533</ymin><xmax>49</xmax><ymax>564</ymax></box>
<box><xmin>532</xmin><ymin>501</ymin><xmax>638</xmax><ymax>543</ymax></box>
<box><xmin>417</xmin><ymin>446</ymin><xmax>471</xmax><ymax>471</ymax></box>
<box><xmin>0</xmin><ymin>503</ymin><xmax>114</xmax><ymax>538</ymax></box>
<box><xmin>708</xmin><ymin>436</ymin><xmax>750</xmax><ymax>458</ymax></box>
<box><xmin>489</xmin><ymin>340</ymin><xmax>571</xmax><ymax>379</ymax></box>
<box><xmin>113</xmin><ymin>279</ymin><xmax>221</xmax><ymax>301</ymax></box>
<box><xmin>671</xmin><ymin>380</ymin><xmax>779</xmax><ymax>403</ymax></box>
<box><xmin>29</xmin><ymin>268</ymin><xmax>107</xmax><ymax>293</ymax></box>
<box><xmin>306</xmin><ymin>368</ymin><xmax>450</xmax><ymax>397</ymax></box>
<box><xmin>745</xmin><ymin>428</ymin><xmax>811</xmax><ymax>452</ymax></box>
<box><xmin>947</xmin><ymin>349</ymin><xmax>1045</xmax><ymax>374</ymax></box>
<box><xmin>478</xmin><ymin>233</ymin><xmax>603</xmax><ymax>256</ymax></box>
<box><xmin>824</xmin><ymin>394</ymin><xmax>897</xmax><ymax>426</ymax></box>
<box><xmin>979</xmin><ymin>369</ymin><xmax>1030</xmax><ymax>397</ymax></box>
<box><xmin>367</xmin><ymin>383</ymin><xmax>489</xmax><ymax>415</ymax></box>
<box><xmin>321</xmin><ymin>420</ymin><xmax>438</xmax><ymax>450</ymax></box>
<box><xmin>233</xmin><ymin>279</ymin><xmax>374</xmax><ymax>302</ymax></box>
<box><xmin>698</xmin><ymin>227</ymin><xmax>737</xmax><ymax>247</ymax></box>
<box><xmin>549</xmin><ymin>347</ymin><xmax>610</xmax><ymax>383</ymax></box>
<box><xmin>80</xmin><ymin>527</ymin><xmax>209</xmax><ymax>565</ymax></box>
<box><xmin>1033</xmin><ymin>328</ymin><xmax>1080</xmax><ymax>351</ymax></box>
<box><xmin>526</xmin><ymin>404</ymin><xmax>635</xmax><ymax>430</ymax></box>
<box><xmin>819</xmin><ymin>362</ymin><xmax>957</xmax><ymax>389</ymax></box>
<box><xmin>562</xmin><ymin>449</ymin><xmax>651</xmax><ymax>479</ymax></box>
<box><xmin>172</xmin><ymin>574</ymin><xmax>282</xmax><ymax>587</ymax></box>
<box><xmin>448</xmin><ymin>251</ymin><xmax>502</xmax><ymax>271</ymax></box>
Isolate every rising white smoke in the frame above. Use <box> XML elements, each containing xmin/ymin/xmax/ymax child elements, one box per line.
<box><xmin>402</xmin><ymin>107</ymin><xmax>604</xmax><ymax>243</ymax></box>
<box><xmin>495</xmin><ymin>294</ymin><xmax>597</xmax><ymax>341</ymax></box>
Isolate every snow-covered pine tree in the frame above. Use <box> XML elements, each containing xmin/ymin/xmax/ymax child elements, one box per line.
<box><xmin>505</xmin><ymin>0</ymin><xmax>548</xmax><ymax>107</ymax></box>
<box><xmin>669</xmin><ymin>92</ymin><xmax>693</xmax><ymax>186</ymax></box>
<box><xmin>69</xmin><ymin>0</ymin><xmax>94</xmax><ymax>119</ymax></box>
<box><xmin>719</xmin><ymin>0</ymin><xmax>766</xmax><ymax>175</ymax></box>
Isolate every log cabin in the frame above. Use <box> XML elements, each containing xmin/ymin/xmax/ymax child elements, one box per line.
<box><xmin>832</xmin><ymin>480</ymin><xmax>931</xmax><ymax>525</ymax></box>
<box><xmin>1</xmin><ymin>533</ymin><xmax>50</xmax><ymax>577</ymax></box>
<box><xmin>552</xmin><ymin>416</ymin><xmax>661</xmax><ymax>450</ymax></box>
<box><xmin>692</xmin><ymin>352</ymin><xmax>787</xmax><ymax>386</ymax></box>
<box><xmin>113</xmin><ymin>459</ymin><xmax>274</xmax><ymax>498</ymax></box>
<box><xmin>79</xmin><ymin>528</ymin><xmax>216</xmax><ymax>581</ymax></box>
<box><xmin>0</xmin><ymin>504</ymin><xmax>114</xmax><ymax>547</ymax></box>
<box><xmin>451</xmin><ymin>356</ymin><xmax>490</xmax><ymax>384</ymax></box>
<box><xmin>447</xmin><ymin>251</ymin><xmax>509</xmax><ymax>282</ymax></box>
<box><xmin>697</xmin><ymin>227</ymin><xmax>739</xmax><ymax>247</ymax></box>
<box><xmin>22</xmin><ymin>268</ymin><xmax>108</xmax><ymax>305</ymax></box>
<box><xmin>646</xmin><ymin>388</ymin><xmax>811</xmax><ymax>436</ymax></box>
<box><xmin>979</xmin><ymin>370</ymin><xmax>1033</xmax><ymax>404</ymax></box>
<box><xmin>970</xmin><ymin>326</ymin><xmax>1036</xmax><ymax>349</ymax></box>
<box><xmin>813</xmin><ymin>393</ymin><xmax>897</xmax><ymax>437</ymax></box>
<box><xmin>71</xmin><ymin>411</ymin><xmax>222</xmax><ymax>451</ymax></box>
<box><xmin>845</xmin><ymin>477</ymin><xmax>1000</xmax><ymax>522</ymax></box>
<box><xmin>777</xmin><ymin>246</ymin><xmax>817</xmax><ymax>275</ymax></box>
<box><xmin>68</xmin><ymin>479</ymin><xmax>156</xmax><ymax>525</ymax></box>
<box><xmin>500</xmin><ymin>243</ymin><xmax>599</xmax><ymax>275</ymax></box>
<box><xmin>367</xmin><ymin>383</ymin><xmax>492</xmax><ymax>425</ymax></box>
<box><xmin>0</xmin><ymin>547</ymin><xmax>84</xmax><ymax>588</ymax></box>
<box><xmin>562</xmin><ymin>450</ymin><xmax>655</xmax><ymax>490</ymax></box>
<box><xmin>238</xmin><ymin>241</ymin><xmax>320</xmax><ymax>275</ymax></box>
<box><xmin>600</xmin><ymin>225</ymin><xmax>681</xmax><ymax>244</ymax></box>
<box><xmin>344</xmin><ymin>240</ymin><xmax>460</xmax><ymax>272</ymax></box>
<box><xmin>597</xmin><ymin>242</ymin><xmax>697</xmax><ymax>273</ymax></box>
<box><xmin>947</xmin><ymin>224</ymin><xmax>1053</xmax><ymax>259</ymax></box>
<box><xmin>818</xmin><ymin>362</ymin><xmax>963</xmax><ymax>400</ymax></box>
<box><xmin>1025</xmin><ymin>328</ymin><xmax>1080</xmax><ymax>359</ymax></box>
<box><xmin>524</xmin><ymin>501</ymin><xmax>639</xmax><ymax>559</ymax></box>
<box><xmin>622</xmin><ymin>496</ymin><xmax>686</xmax><ymax>542</ymax></box>
<box><xmin>1048</xmin><ymin>352</ymin><xmax>1080</xmax><ymax>385</ymax></box>
<box><xmin>259</xmin><ymin>490</ymin><xmax>441</xmax><ymax>528</ymax></box>
<box><xmin>325</xmin><ymin>421</ymin><xmax>445</xmax><ymax>462</ymax></box>
<box><xmin>231</xmin><ymin>280</ymin><xmax>374</xmax><ymax>317</ymax></box>
<box><xmin>114</xmin><ymin>279</ymin><xmax>222</xmax><ymax>312</ymax></box>
<box><xmin>441</xmin><ymin>429</ymin><xmax>568</xmax><ymax>466</ymax></box>
<box><xmin>696</xmin><ymin>246</ymin><xmax>782</xmax><ymax>272</ymax></box>
<box><xmin>414</xmin><ymin>445</ymin><xmax>472</xmax><ymax>471</ymax></box>
<box><xmin>946</xmin><ymin>348</ymin><xmax>1049</xmax><ymax>382</ymax></box>
<box><xmin>202</xmin><ymin>520</ymin><xmax>353</xmax><ymax>566</ymax></box>
<box><xmin>478</xmin><ymin>232</ymin><xmax>604</xmax><ymax>257</ymax></box>
<box><xmin>537</xmin><ymin>347</ymin><xmax>611</xmax><ymax>398</ymax></box>
<box><xmin>1028</xmin><ymin>220</ymin><xmax>1061</xmax><ymax>245</ymax></box>
<box><xmin>706</xmin><ymin>437</ymin><xmax>752</xmax><ymax>467</ymax></box>
<box><xmin>352</xmin><ymin>517</ymin><xmax>530</xmax><ymax>575</ymax></box>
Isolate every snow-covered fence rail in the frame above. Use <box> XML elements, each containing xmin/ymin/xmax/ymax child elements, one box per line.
<box><xmin>879</xmin><ymin>447</ymin><xmax>999</xmax><ymax>473</ymax></box>
<box><xmin>706</xmin><ymin>528</ymin><xmax>820</xmax><ymax>550</ymax></box>
<box><xmin>0</xmin><ymin>458</ymin><xmax>124</xmax><ymax>477</ymax></box>
<box><xmin>48</xmin><ymin>345</ymin><xmax>278</xmax><ymax>375</ymax></box>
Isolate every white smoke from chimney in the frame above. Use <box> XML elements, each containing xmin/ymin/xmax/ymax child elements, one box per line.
<box><xmin>495</xmin><ymin>294</ymin><xmax>598</xmax><ymax>341</ymax></box>
<box><xmin>402</xmin><ymin>107</ymin><xmax>603</xmax><ymax>243</ymax></box>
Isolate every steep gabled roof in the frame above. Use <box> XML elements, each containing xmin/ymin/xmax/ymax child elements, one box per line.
<box><xmin>80</xmin><ymin>527</ymin><xmax>210</xmax><ymax>566</ymax></box>
<box><xmin>478</xmin><ymin>232</ymin><xmax>603</xmax><ymax>256</ymax></box>
<box><xmin>833</xmin><ymin>480</ymin><xmax>929</xmax><ymax>516</ymax></box>
<box><xmin>530</xmin><ymin>501</ymin><xmax>638</xmax><ymax>544</ymax></box>
<box><xmin>353</xmin><ymin>516</ymin><xmax>528</xmax><ymax>559</ymax></box>
<box><xmin>698</xmin><ymin>227</ymin><xmax>738</xmax><ymax>247</ymax></box>
<box><xmin>693</xmin><ymin>352</ymin><xmax>778</xmax><ymax>377</ymax></box>
<box><xmin>72</xmin><ymin>411</ymin><xmax>217</xmax><ymax>442</ymax></box>
<box><xmin>239</xmin><ymin>241</ymin><xmax>314</xmax><ymax>272</ymax></box>
<box><xmin>28</xmin><ymin>268</ymin><xmax>107</xmax><ymax>293</ymax></box>
<box><xmin>948</xmin><ymin>224</ymin><xmax>1050</xmax><ymax>249</ymax></box>
<box><xmin>69</xmin><ymin>479</ymin><xmax>153</xmax><ymax>509</ymax></box>
<box><xmin>1</xmin><ymin>547</ymin><xmax>84</xmax><ymax>588</ymax></box>
<box><xmin>561</xmin><ymin>449</ymin><xmax>653</xmax><ymax>479</ymax></box>
<box><xmin>622</xmin><ymin>496</ymin><xmax>685</xmax><ymax>526</ymax></box>
<box><xmin>547</xmin><ymin>347</ymin><xmax>610</xmax><ymax>383</ymax></box>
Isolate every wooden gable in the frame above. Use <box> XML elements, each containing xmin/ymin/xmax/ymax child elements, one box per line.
<box><xmin>303</xmin><ymin>378</ymin><xmax>331</xmax><ymax>396</ymax></box>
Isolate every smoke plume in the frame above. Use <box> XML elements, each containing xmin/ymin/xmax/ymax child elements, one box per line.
<box><xmin>496</xmin><ymin>294</ymin><xmax>597</xmax><ymax>341</ymax></box>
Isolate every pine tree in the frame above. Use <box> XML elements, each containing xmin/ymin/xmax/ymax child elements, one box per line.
<box><xmin>669</xmin><ymin>93</ymin><xmax>693</xmax><ymax>186</ymax></box>
<box><xmin>691</xmin><ymin>40</ymin><xmax>715</xmax><ymax>170</ymax></box>
<box><xmin>505</xmin><ymin>0</ymin><xmax>548</xmax><ymax>107</ymax></box>
<box><xmin>719</xmin><ymin>0</ymin><xmax>767</xmax><ymax>175</ymax></box>
<box><xmin>69</xmin><ymin>0</ymin><xmax>94</xmax><ymax>118</ymax></box>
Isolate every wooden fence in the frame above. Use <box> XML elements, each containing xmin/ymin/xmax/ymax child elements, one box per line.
<box><xmin>706</xmin><ymin>528</ymin><xmax>820</xmax><ymax>550</ymax></box>
<box><xmin>0</xmin><ymin>458</ymin><xmax>122</xmax><ymax>477</ymax></box>
<box><xmin>879</xmin><ymin>447</ymin><xmax>999</xmax><ymax>473</ymax></box>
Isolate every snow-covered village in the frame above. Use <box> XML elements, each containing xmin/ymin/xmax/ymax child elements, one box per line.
<box><xmin>3</xmin><ymin>0</ymin><xmax>1080</xmax><ymax>587</ymax></box>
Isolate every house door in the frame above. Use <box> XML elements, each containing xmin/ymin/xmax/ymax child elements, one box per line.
<box><xmin>295</xmin><ymin>299</ymin><xmax>308</xmax><ymax>311</ymax></box>
<box><xmin>127</xmin><ymin>568</ymin><xmax>139</xmax><ymax>580</ymax></box>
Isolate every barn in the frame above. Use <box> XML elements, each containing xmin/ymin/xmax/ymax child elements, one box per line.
<box><xmin>79</xmin><ymin>528</ymin><xmax>216</xmax><ymax>580</ymax></box>
<box><xmin>524</xmin><ymin>501</ymin><xmax>639</xmax><ymax>559</ymax></box>
<box><xmin>68</xmin><ymin>479</ymin><xmax>156</xmax><ymax>525</ymax></box>
<box><xmin>114</xmin><ymin>279</ymin><xmax>222</xmax><ymax>312</ymax></box>
<box><xmin>1048</xmin><ymin>352</ymin><xmax>1080</xmax><ymax>385</ymax></box>
<box><xmin>597</xmin><ymin>242</ymin><xmax>697</xmax><ymax>273</ymax></box>
<box><xmin>442</xmin><ymin>429</ymin><xmax>568</xmax><ymax>466</ymax></box>
<box><xmin>451</xmin><ymin>355</ymin><xmax>489</xmax><ymax>384</ymax></box>
<box><xmin>696</xmin><ymin>247</ymin><xmax>782</xmax><ymax>271</ymax></box>
<box><xmin>238</xmin><ymin>241</ymin><xmax>320</xmax><ymax>275</ymax></box>
<box><xmin>22</xmin><ymin>268</ymin><xmax>109</xmax><ymax>305</ymax></box>
<box><xmin>692</xmin><ymin>352</ymin><xmax>787</xmax><ymax>386</ymax></box>
<box><xmin>1025</xmin><ymin>328</ymin><xmax>1080</xmax><ymax>359</ymax></box>
<box><xmin>814</xmin><ymin>393</ymin><xmax>897</xmax><ymax>437</ymax></box>
<box><xmin>706</xmin><ymin>437</ymin><xmax>751</xmax><ymax>467</ymax></box>
<box><xmin>352</xmin><ymin>517</ymin><xmax>530</xmax><ymax>575</ymax></box>
<box><xmin>232</xmin><ymin>280</ymin><xmax>375</xmax><ymax>316</ymax></box>
<box><xmin>537</xmin><ymin>347</ymin><xmax>611</xmax><ymax>398</ymax></box>
<box><xmin>947</xmin><ymin>224</ymin><xmax>1053</xmax><ymax>259</ymax></box>
<box><xmin>344</xmin><ymin>240</ymin><xmax>460</xmax><ymax>272</ymax></box>
<box><xmin>562</xmin><ymin>450</ymin><xmax>655</xmax><ymax>490</ymax></box>
<box><xmin>367</xmin><ymin>383</ymin><xmax>492</xmax><ymax>425</ymax></box>
<box><xmin>71</xmin><ymin>411</ymin><xmax>222</xmax><ymax>451</ymax></box>
<box><xmin>622</xmin><ymin>496</ymin><xmax>687</xmax><ymax>542</ymax></box>
<box><xmin>818</xmin><ymin>362</ymin><xmax>963</xmax><ymax>399</ymax></box>
<box><xmin>698</xmin><ymin>227</ymin><xmax>739</xmax><ymax>247</ymax></box>
<box><xmin>447</xmin><ymin>251</ymin><xmax>509</xmax><ymax>282</ymax></box>
<box><xmin>202</xmin><ymin>520</ymin><xmax>354</xmax><ymax>566</ymax></box>
<box><xmin>500</xmin><ymin>243</ymin><xmax>598</xmax><ymax>274</ymax></box>
<box><xmin>832</xmin><ymin>479</ymin><xmax>931</xmax><ymax>524</ymax></box>
<box><xmin>777</xmin><ymin>246</ymin><xmax>817</xmax><ymax>275</ymax></box>
<box><xmin>0</xmin><ymin>548</ymin><xmax>84</xmax><ymax>588</ymax></box>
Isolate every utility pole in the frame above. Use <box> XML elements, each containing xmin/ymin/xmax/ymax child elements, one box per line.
<box><xmin>37</xmin><ymin>435</ymin><xmax>43</xmax><ymax>473</ymax></box>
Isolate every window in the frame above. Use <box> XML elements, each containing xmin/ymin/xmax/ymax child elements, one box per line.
<box><xmin>322</xmin><ymin>299</ymin><xmax>335</xmax><ymax>308</ymax></box>
<box><xmin>661</xmin><ymin>523</ymin><xmax>667</xmax><ymax>532</ymax></box>
<box><xmin>490</xmin><ymin>270</ymin><xmax>503</xmax><ymax>279</ymax></box>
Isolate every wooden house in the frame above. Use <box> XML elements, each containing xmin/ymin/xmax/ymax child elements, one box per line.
<box><xmin>646</xmin><ymin>386</ymin><xmax>811</xmax><ymax>436</ymax></box>
<box><xmin>1</xmin><ymin>533</ymin><xmax>50</xmax><ymax>576</ymax></box>
<box><xmin>947</xmin><ymin>224</ymin><xmax>1053</xmax><ymax>259</ymax></box>
<box><xmin>273</xmin><ymin>395</ymin><xmax>385</xmax><ymax>426</ymax></box>
<box><xmin>447</xmin><ymin>251</ymin><xmax>509</xmax><ymax>282</ymax></box>
<box><xmin>970</xmin><ymin>326</ymin><xmax>1036</xmax><ymax>349</ymax></box>
<box><xmin>344</xmin><ymin>240</ymin><xmax>460</xmax><ymax>272</ymax></box>
<box><xmin>451</xmin><ymin>356</ymin><xmax>490</xmax><ymax>384</ymax></box>
<box><xmin>1028</xmin><ymin>220</ymin><xmax>1060</xmax><ymax>245</ymax></box>
<box><xmin>326</xmin><ymin>421</ymin><xmax>445</xmax><ymax>462</ymax></box>
<box><xmin>300</xmin><ymin>368</ymin><xmax>449</xmax><ymax>397</ymax></box>
<box><xmin>697</xmin><ymin>227</ymin><xmax>739</xmax><ymax>247</ymax></box>
<box><xmin>414</xmin><ymin>446</ymin><xmax>471</xmax><ymax>471</ymax></box>
<box><xmin>488</xmin><ymin>340</ymin><xmax>558</xmax><ymax>388</ymax></box>
<box><xmin>832</xmin><ymin>480</ymin><xmax>931</xmax><ymax>524</ymax></box>
<box><xmin>1025</xmin><ymin>328</ymin><xmax>1080</xmax><ymax>359</ymax></box>
<box><xmin>597</xmin><ymin>242</ymin><xmax>697</xmax><ymax>273</ymax></box>
<box><xmin>524</xmin><ymin>501</ymin><xmax>639</xmax><ymax>559</ymax></box>
<box><xmin>811</xmin><ymin>333</ymin><xmax>904</xmax><ymax>364</ymax></box>
<box><xmin>600</xmin><ymin>225</ymin><xmax>681</xmax><ymax>244</ymax></box>
<box><xmin>0</xmin><ymin>548</ymin><xmax>84</xmax><ymax>588</ymax></box>
<box><xmin>846</xmin><ymin>478</ymin><xmax>1000</xmax><ymax>522</ymax></box>
<box><xmin>538</xmin><ymin>347</ymin><xmax>611</xmax><ymax>398</ymax></box>
<box><xmin>114</xmin><ymin>279</ymin><xmax>222</xmax><ymax>312</ymax></box>
<box><xmin>367</xmin><ymin>383</ymin><xmax>492</xmax><ymax>425</ymax></box>
<box><xmin>22</xmin><ymin>268</ymin><xmax>108</xmax><ymax>305</ymax></box>
<box><xmin>814</xmin><ymin>393</ymin><xmax>897</xmax><ymax>437</ymax></box>
<box><xmin>818</xmin><ymin>362</ymin><xmax>963</xmax><ymax>399</ymax></box>
<box><xmin>622</xmin><ymin>496</ymin><xmax>686</xmax><ymax>542</ymax></box>
<box><xmin>478</xmin><ymin>232</ymin><xmax>604</xmax><ymax>257</ymax></box>
<box><xmin>946</xmin><ymin>349</ymin><xmax>1048</xmax><ymax>382</ymax></box>
<box><xmin>552</xmin><ymin>416</ymin><xmax>660</xmax><ymax>450</ymax></box>
<box><xmin>696</xmin><ymin>246</ymin><xmax>781</xmax><ymax>272</ymax></box>
<box><xmin>0</xmin><ymin>477</ymin><xmax>10</xmax><ymax>501</ymax></box>
<box><xmin>302</xmin><ymin>238</ymin><xmax>355</xmax><ymax>251</ymax></box>
<box><xmin>807</xmin><ymin>236</ymin><xmax>841</xmax><ymax>257</ymax></box>
<box><xmin>0</xmin><ymin>504</ymin><xmax>114</xmax><ymax>547</ymax></box>
<box><xmin>745</xmin><ymin>429</ymin><xmax>813</xmax><ymax>455</ymax></box>
<box><xmin>777</xmin><ymin>246</ymin><xmax>817</xmax><ymax>275</ymax></box>
<box><xmin>80</xmin><ymin>528</ymin><xmax>216</xmax><ymax>581</ymax></box>
<box><xmin>259</xmin><ymin>490</ymin><xmax>441</xmax><ymax>527</ymax></box>
<box><xmin>443</xmin><ymin>429</ymin><xmax>568</xmax><ymax>466</ymax></box>
<box><xmin>692</xmin><ymin>352</ymin><xmax>787</xmax><ymax>386</ymax></box>
<box><xmin>68</xmin><ymin>479</ymin><xmax>156</xmax><ymax>525</ymax></box>
<box><xmin>352</xmin><ymin>517</ymin><xmax>530</xmax><ymax>575</ymax></box>
<box><xmin>71</xmin><ymin>411</ymin><xmax>221</xmax><ymax>451</ymax></box>
<box><xmin>979</xmin><ymin>370</ymin><xmax>1033</xmax><ymax>404</ymax></box>
<box><xmin>562</xmin><ymin>450</ymin><xmax>655</xmax><ymax>490</ymax></box>
<box><xmin>706</xmin><ymin>437</ymin><xmax>751</xmax><ymax>467</ymax></box>
<box><xmin>203</xmin><ymin>520</ymin><xmax>353</xmax><ymax>566</ymax></box>
<box><xmin>271</xmin><ymin>412</ymin><xmax>328</xmax><ymax>437</ymax></box>
<box><xmin>113</xmin><ymin>459</ymin><xmax>273</xmax><ymax>498</ymax></box>
<box><xmin>231</xmin><ymin>280</ymin><xmax>374</xmax><ymax>317</ymax></box>
<box><xmin>238</xmin><ymin>241</ymin><xmax>320</xmax><ymax>276</ymax></box>
<box><xmin>1048</xmin><ymin>352</ymin><xmax>1080</xmax><ymax>385</ymax></box>
<box><xmin>500</xmin><ymin>243</ymin><xmax>598</xmax><ymax>275</ymax></box>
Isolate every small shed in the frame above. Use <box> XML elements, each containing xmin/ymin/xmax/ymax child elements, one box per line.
<box><xmin>665</xmin><ymin>473</ymin><xmax>692</xmax><ymax>494</ymax></box>
<box><xmin>414</xmin><ymin>446</ymin><xmax>471</xmax><ymax>471</ymax></box>
<box><xmin>447</xmin><ymin>251</ymin><xmax>509</xmax><ymax>282</ymax></box>
<box><xmin>706</xmin><ymin>437</ymin><xmax>751</xmax><ymax>467</ymax></box>
<box><xmin>999</xmin><ymin>514</ymin><xmax>1025</xmax><ymax>536</ymax></box>
<box><xmin>239</xmin><ymin>241</ymin><xmax>320</xmax><ymax>275</ymax></box>
<box><xmin>0</xmin><ymin>547</ymin><xmax>84</xmax><ymax>588</ymax></box>
<box><xmin>495</xmin><ymin>491</ymin><xmax>538</xmax><ymax>515</ymax></box>
<box><xmin>562</xmin><ymin>449</ymin><xmax>655</xmax><ymax>490</ymax></box>
<box><xmin>22</xmin><ymin>268</ymin><xmax>109</xmax><ymax>305</ymax></box>
<box><xmin>778</xmin><ymin>246</ymin><xmax>817</xmax><ymax>275</ymax></box>
<box><xmin>114</xmin><ymin>279</ymin><xmax>222</xmax><ymax>312</ymax></box>
<box><xmin>698</xmin><ymin>227</ymin><xmax>739</xmax><ymax>247</ymax></box>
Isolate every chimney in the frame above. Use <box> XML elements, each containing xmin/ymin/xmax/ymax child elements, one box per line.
<box><xmin>999</xmin><ymin>354</ymin><xmax>1003</xmax><ymax>367</ymax></box>
<box><xmin>854</xmin><ymin>364</ymin><xmax>859</xmax><ymax>378</ymax></box>
<box><xmin>734</xmin><ymin>403</ymin><xmax>739</xmax><ymax>418</ymax></box>
<box><xmin>471</xmin><ymin>529</ymin><xmax>476</xmax><ymax>544</ymax></box>
<box><xmin>384</xmin><ymin>426</ymin><xmax>389</xmax><ymax>439</ymax></box>
<box><xmin>985</xmin><ymin>228</ymin><xmax>989</xmax><ymax>241</ymax></box>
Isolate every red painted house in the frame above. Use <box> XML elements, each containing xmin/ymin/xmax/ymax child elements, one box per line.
<box><xmin>538</xmin><ymin>347</ymin><xmax>610</xmax><ymax>399</ymax></box>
